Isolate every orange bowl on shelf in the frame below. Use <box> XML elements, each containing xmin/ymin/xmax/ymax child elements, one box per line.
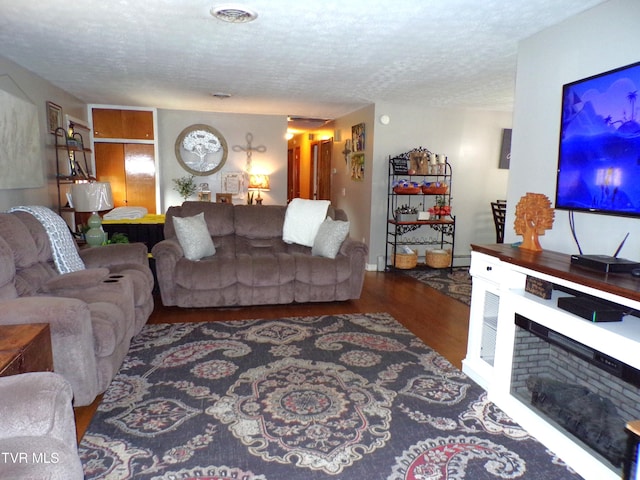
<box><xmin>393</xmin><ymin>186</ymin><xmax>421</xmax><ymax>195</ymax></box>
<box><xmin>421</xmin><ymin>185</ymin><xmax>448</xmax><ymax>195</ymax></box>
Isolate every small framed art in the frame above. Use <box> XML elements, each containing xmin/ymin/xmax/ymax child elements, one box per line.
<box><xmin>46</xmin><ymin>101</ymin><xmax>63</xmax><ymax>134</ymax></box>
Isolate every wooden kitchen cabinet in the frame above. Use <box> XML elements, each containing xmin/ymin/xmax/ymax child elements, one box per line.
<box><xmin>92</xmin><ymin>107</ymin><xmax>157</xmax><ymax>214</ymax></box>
<box><xmin>92</xmin><ymin>108</ymin><xmax>154</xmax><ymax>140</ymax></box>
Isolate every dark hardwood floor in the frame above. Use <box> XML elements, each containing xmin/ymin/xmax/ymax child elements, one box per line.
<box><xmin>73</xmin><ymin>270</ymin><xmax>470</xmax><ymax>441</ymax></box>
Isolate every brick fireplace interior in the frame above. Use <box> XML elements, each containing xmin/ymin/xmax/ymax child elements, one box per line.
<box><xmin>510</xmin><ymin>313</ymin><xmax>640</xmax><ymax>476</ymax></box>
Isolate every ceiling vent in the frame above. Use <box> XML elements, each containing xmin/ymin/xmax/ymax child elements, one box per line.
<box><xmin>210</xmin><ymin>4</ymin><xmax>258</xmax><ymax>23</ymax></box>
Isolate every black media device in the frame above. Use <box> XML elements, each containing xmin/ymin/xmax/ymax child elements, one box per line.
<box><xmin>557</xmin><ymin>296</ymin><xmax>625</xmax><ymax>322</ymax></box>
<box><xmin>570</xmin><ymin>254</ymin><xmax>640</xmax><ymax>273</ymax></box>
<box><xmin>570</xmin><ymin>232</ymin><xmax>640</xmax><ymax>273</ymax></box>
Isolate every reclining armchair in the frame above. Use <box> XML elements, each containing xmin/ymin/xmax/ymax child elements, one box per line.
<box><xmin>0</xmin><ymin>372</ymin><xmax>83</xmax><ymax>479</ymax></box>
<box><xmin>0</xmin><ymin>208</ymin><xmax>154</xmax><ymax>405</ymax></box>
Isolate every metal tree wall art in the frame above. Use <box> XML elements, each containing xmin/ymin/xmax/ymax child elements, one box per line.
<box><xmin>183</xmin><ymin>129</ymin><xmax>221</xmax><ymax>166</ymax></box>
<box><xmin>514</xmin><ymin>192</ymin><xmax>555</xmax><ymax>251</ymax></box>
<box><xmin>174</xmin><ymin>124</ymin><xmax>228</xmax><ymax>175</ymax></box>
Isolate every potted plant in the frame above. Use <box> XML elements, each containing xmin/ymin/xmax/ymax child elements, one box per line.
<box><xmin>395</xmin><ymin>204</ymin><xmax>419</xmax><ymax>222</ymax></box>
<box><xmin>172</xmin><ymin>175</ymin><xmax>197</xmax><ymax>201</ymax></box>
<box><xmin>433</xmin><ymin>196</ymin><xmax>452</xmax><ymax>217</ymax></box>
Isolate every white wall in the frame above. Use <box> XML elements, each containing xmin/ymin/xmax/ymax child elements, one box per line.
<box><xmin>367</xmin><ymin>102</ymin><xmax>511</xmax><ymax>267</ymax></box>
<box><xmin>157</xmin><ymin>110</ymin><xmax>288</xmax><ymax>211</ymax></box>
<box><xmin>0</xmin><ymin>56</ymin><xmax>88</xmax><ymax>212</ymax></box>
<box><xmin>508</xmin><ymin>0</ymin><xmax>640</xmax><ymax>258</ymax></box>
<box><xmin>331</xmin><ymin>105</ymin><xmax>376</xmax><ymax>248</ymax></box>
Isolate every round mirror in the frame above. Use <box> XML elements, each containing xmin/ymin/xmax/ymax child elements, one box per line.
<box><xmin>174</xmin><ymin>124</ymin><xmax>228</xmax><ymax>176</ymax></box>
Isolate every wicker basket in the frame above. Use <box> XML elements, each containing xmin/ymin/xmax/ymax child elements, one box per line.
<box><xmin>392</xmin><ymin>249</ymin><xmax>418</xmax><ymax>269</ymax></box>
<box><xmin>425</xmin><ymin>249</ymin><xmax>452</xmax><ymax>268</ymax></box>
<box><xmin>393</xmin><ymin>186</ymin><xmax>421</xmax><ymax>195</ymax></box>
<box><xmin>421</xmin><ymin>184</ymin><xmax>448</xmax><ymax>195</ymax></box>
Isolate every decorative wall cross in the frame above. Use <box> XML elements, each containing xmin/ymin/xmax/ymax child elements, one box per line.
<box><xmin>232</xmin><ymin>132</ymin><xmax>266</xmax><ymax>172</ymax></box>
<box><xmin>342</xmin><ymin>139</ymin><xmax>352</xmax><ymax>164</ymax></box>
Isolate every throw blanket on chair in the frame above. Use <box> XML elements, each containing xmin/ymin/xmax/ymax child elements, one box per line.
<box><xmin>9</xmin><ymin>206</ymin><xmax>85</xmax><ymax>274</ymax></box>
<box><xmin>282</xmin><ymin>198</ymin><xmax>330</xmax><ymax>247</ymax></box>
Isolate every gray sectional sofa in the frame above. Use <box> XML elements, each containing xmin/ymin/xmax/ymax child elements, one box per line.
<box><xmin>152</xmin><ymin>201</ymin><xmax>368</xmax><ymax>308</ymax></box>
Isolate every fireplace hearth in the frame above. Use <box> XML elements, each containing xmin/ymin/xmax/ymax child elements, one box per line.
<box><xmin>511</xmin><ymin>313</ymin><xmax>640</xmax><ymax>474</ymax></box>
<box><xmin>526</xmin><ymin>375</ymin><xmax>626</xmax><ymax>466</ymax></box>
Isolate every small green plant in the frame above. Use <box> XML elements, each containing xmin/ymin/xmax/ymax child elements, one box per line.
<box><xmin>106</xmin><ymin>232</ymin><xmax>129</xmax><ymax>244</ymax></box>
<box><xmin>172</xmin><ymin>175</ymin><xmax>197</xmax><ymax>200</ymax></box>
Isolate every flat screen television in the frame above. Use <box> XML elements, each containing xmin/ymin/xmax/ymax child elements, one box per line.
<box><xmin>555</xmin><ymin>61</ymin><xmax>640</xmax><ymax>217</ymax></box>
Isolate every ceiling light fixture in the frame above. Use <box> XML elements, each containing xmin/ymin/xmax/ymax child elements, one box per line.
<box><xmin>210</xmin><ymin>4</ymin><xmax>258</xmax><ymax>23</ymax></box>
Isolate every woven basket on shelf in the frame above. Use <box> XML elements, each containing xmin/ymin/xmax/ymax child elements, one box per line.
<box><xmin>421</xmin><ymin>185</ymin><xmax>448</xmax><ymax>195</ymax></box>
<box><xmin>425</xmin><ymin>249</ymin><xmax>452</xmax><ymax>268</ymax></box>
<box><xmin>392</xmin><ymin>249</ymin><xmax>418</xmax><ymax>269</ymax></box>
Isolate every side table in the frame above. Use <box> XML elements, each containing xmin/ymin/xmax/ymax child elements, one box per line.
<box><xmin>0</xmin><ymin>323</ymin><xmax>53</xmax><ymax>376</ymax></box>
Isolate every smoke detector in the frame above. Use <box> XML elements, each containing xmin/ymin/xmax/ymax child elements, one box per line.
<box><xmin>210</xmin><ymin>4</ymin><xmax>258</xmax><ymax>23</ymax></box>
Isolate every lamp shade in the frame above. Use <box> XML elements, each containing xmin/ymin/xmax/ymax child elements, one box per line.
<box><xmin>248</xmin><ymin>174</ymin><xmax>270</xmax><ymax>191</ymax></box>
<box><xmin>71</xmin><ymin>182</ymin><xmax>114</xmax><ymax>212</ymax></box>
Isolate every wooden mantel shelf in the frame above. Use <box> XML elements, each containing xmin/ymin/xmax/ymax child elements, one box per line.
<box><xmin>471</xmin><ymin>243</ymin><xmax>640</xmax><ymax>304</ymax></box>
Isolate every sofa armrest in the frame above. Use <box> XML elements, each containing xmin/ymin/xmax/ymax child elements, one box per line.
<box><xmin>339</xmin><ymin>237</ymin><xmax>368</xmax><ymax>299</ymax></box>
<box><xmin>151</xmin><ymin>237</ymin><xmax>183</xmax><ymax>259</ymax></box>
<box><xmin>339</xmin><ymin>236</ymin><xmax>368</xmax><ymax>258</ymax></box>
<box><xmin>40</xmin><ymin>268</ymin><xmax>110</xmax><ymax>292</ymax></box>
<box><xmin>151</xmin><ymin>238</ymin><xmax>184</xmax><ymax>306</ymax></box>
<box><xmin>0</xmin><ymin>372</ymin><xmax>77</xmax><ymax>447</ymax></box>
<box><xmin>80</xmin><ymin>242</ymin><xmax>149</xmax><ymax>268</ymax></box>
<box><xmin>0</xmin><ymin>297</ymin><xmax>98</xmax><ymax>406</ymax></box>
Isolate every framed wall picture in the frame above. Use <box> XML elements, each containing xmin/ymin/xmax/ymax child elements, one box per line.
<box><xmin>351</xmin><ymin>123</ymin><xmax>365</xmax><ymax>152</ymax></box>
<box><xmin>46</xmin><ymin>101</ymin><xmax>63</xmax><ymax>134</ymax></box>
<box><xmin>350</xmin><ymin>152</ymin><xmax>365</xmax><ymax>181</ymax></box>
<box><xmin>221</xmin><ymin>171</ymin><xmax>245</xmax><ymax>195</ymax></box>
<box><xmin>0</xmin><ymin>78</ymin><xmax>44</xmax><ymax>188</ymax></box>
<box><xmin>499</xmin><ymin>128</ymin><xmax>512</xmax><ymax>169</ymax></box>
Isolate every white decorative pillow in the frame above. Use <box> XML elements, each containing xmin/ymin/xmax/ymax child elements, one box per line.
<box><xmin>172</xmin><ymin>212</ymin><xmax>216</xmax><ymax>261</ymax></box>
<box><xmin>312</xmin><ymin>217</ymin><xmax>350</xmax><ymax>258</ymax></box>
<box><xmin>283</xmin><ymin>198</ymin><xmax>331</xmax><ymax>247</ymax></box>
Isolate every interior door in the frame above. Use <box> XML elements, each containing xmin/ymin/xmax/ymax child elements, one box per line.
<box><xmin>95</xmin><ymin>143</ymin><xmax>126</xmax><ymax>207</ymax></box>
<box><xmin>317</xmin><ymin>139</ymin><xmax>332</xmax><ymax>201</ymax></box>
<box><xmin>95</xmin><ymin>143</ymin><xmax>156</xmax><ymax>213</ymax></box>
<box><xmin>310</xmin><ymin>142</ymin><xmax>318</xmax><ymax>199</ymax></box>
<box><xmin>287</xmin><ymin>146</ymin><xmax>301</xmax><ymax>202</ymax></box>
<box><xmin>123</xmin><ymin>144</ymin><xmax>156</xmax><ymax>213</ymax></box>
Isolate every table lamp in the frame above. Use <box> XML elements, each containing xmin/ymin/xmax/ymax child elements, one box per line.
<box><xmin>71</xmin><ymin>182</ymin><xmax>114</xmax><ymax>246</ymax></box>
<box><xmin>248</xmin><ymin>174</ymin><xmax>270</xmax><ymax>205</ymax></box>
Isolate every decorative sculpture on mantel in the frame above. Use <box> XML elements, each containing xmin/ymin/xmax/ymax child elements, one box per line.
<box><xmin>514</xmin><ymin>192</ymin><xmax>555</xmax><ymax>251</ymax></box>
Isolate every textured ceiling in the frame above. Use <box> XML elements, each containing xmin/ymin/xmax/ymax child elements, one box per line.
<box><xmin>0</xmin><ymin>0</ymin><xmax>606</xmax><ymax>120</ymax></box>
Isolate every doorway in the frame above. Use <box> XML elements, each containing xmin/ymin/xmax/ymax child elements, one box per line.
<box><xmin>287</xmin><ymin>133</ymin><xmax>332</xmax><ymax>202</ymax></box>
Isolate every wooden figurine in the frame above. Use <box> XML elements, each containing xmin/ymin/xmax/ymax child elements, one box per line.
<box><xmin>514</xmin><ymin>192</ymin><xmax>554</xmax><ymax>251</ymax></box>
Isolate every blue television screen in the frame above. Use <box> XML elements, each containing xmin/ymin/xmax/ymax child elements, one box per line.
<box><xmin>555</xmin><ymin>61</ymin><xmax>640</xmax><ymax>216</ymax></box>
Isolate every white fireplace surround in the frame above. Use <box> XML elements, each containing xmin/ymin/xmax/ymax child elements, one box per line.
<box><xmin>464</xmin><ymin>246</ymin><xmax>640</xmax><ymax>480</ymax></box>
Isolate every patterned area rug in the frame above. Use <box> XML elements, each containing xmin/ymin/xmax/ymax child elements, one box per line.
<box><xmin>79</xmin><ymin>313</ymin><xmax>583</xmax><ymax>480</ymax></box>
<box><xmin>402</xmin><ymin>267</ymin><xmax>472</xmax><ymax>305</ymax></box>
